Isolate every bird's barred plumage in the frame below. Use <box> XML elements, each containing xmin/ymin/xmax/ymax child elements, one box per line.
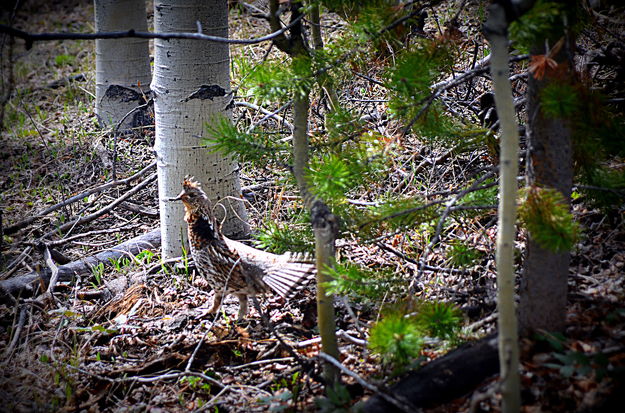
<box><xmin>175</xmin><ymin>177</ymin><xmax>315</xmax><ymax>319</ymax></box>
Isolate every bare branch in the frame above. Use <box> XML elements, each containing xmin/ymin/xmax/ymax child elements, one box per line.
<box><xmin>0</xmin><ymin>15</ymin><xmax>304</xmax><ymax>49</ymax></box>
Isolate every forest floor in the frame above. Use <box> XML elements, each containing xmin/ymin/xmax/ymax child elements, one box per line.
<box><xmin>1</xmin><ymin>1</ymin><xmax>624</xmax><ymax>412</ymax></box>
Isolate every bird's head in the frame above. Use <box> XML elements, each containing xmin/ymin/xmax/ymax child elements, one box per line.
<box><xmin>170</xmin><ymin>176</ymin><xmax>212</xmax><ymax>221</ymax></box>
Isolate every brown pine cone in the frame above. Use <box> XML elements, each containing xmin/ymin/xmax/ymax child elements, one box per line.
<box><xmin>172</xmin><ymin>177</ymin><xmax>315</xmax><ymax>319</ymax></box>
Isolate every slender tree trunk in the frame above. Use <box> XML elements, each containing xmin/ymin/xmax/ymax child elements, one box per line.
<box><xmin>293</xmin><ymin>94</ymin><xmax>339</xmax><ymax>383</ymax></box>
<box><xmin>94</xmin><ymin>0</ymin><xmax>151</xmax><ymax>130</ymax></box>
<box><xmin>152</xmin><ymin>0</ymin><xmax>248</xmax><ymax>258</ymax></box>
<box><xmin>267</xmin><ymin>0</ymin><xmax>341</xmax><ymax>384</ymax></box>
<box><xmin>308</xmin><ymin>3</ymin><xmax>339</xmax><ymax>111</ymax></box>
<box><xmin>519</xmin><ymin>34</ymin><xmax>574</xmax><ymax>336</ymax></box>
<box><xmin>292</xmin><ymin>92</ymin><xmax>340</xmax><ymax>384</ymax></box>
<box><xmin>485</xmin><ymin>3</ymin><xmax>522</xmax><ymax>412</ymax></box>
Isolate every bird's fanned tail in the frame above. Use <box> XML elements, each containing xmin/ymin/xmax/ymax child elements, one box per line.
<box><xmin>262</xmin><ymin>263</ymin><xmax>316</xmax><ymax>299</ymax></box>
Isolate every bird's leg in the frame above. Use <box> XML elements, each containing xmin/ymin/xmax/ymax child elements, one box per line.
<box><xmin>208</xmin><ymin>292</ymin><xmax>225</xmax><ymax>314</ymax></box>
<box><xmin>236</xmin><ymin>294</ymin><xmax>249</xmax><ymax>320</ymax></box>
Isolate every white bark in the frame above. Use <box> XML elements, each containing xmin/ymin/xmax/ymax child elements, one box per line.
<box><xmin>485</xmin><ymin>4</ymin><xmax>521</xmax><ymax>413</ymax></box>
<box><xmin>94</xmin><ymin>0</ymin><xmax>151</xmax><ymax>129</ymax></box>
<box><xmin>152</xmin><ymin>0</ymin><xmax>248</xmax><ymax>258</ymax></box>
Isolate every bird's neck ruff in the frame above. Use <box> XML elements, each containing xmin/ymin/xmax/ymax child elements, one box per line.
<box><xmin>188</xmin><ymin>211</ymin><xmax>220</xmax><ymax>244</ymax></box>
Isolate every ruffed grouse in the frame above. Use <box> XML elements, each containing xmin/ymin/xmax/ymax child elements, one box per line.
<box><xmin>173</xmin><ymin>177</ymin><xmax>315</xmax><ymax>319</ymax></box>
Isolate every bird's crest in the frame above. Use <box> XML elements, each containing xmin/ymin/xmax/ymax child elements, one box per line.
<box><xmin>182</xmin><ymin>175</ymin><xmax>204</xmax><ymax>193</ymax></box>
<box><xmin>178</xmin><ymin>176</ymin><xmax>212</xmax><ymax>221</ymax></box>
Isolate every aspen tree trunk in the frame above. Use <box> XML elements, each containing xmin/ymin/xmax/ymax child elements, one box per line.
<box><xmin>484</xmin><ymin>3</ymin><xmax>521</xmax><ymax>412</ymax></box>
<box><xmin>94</xmin><ymin>0</ymin><xmax>151</xmax><ymax>130</ymax></box>
<box><xmin>152</xmin><ymin>0</ymin><xmax>248</xmax><ymax>258</ymax></box>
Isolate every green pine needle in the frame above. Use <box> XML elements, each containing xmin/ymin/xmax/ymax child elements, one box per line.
<box><xmin>360</xmin><ymin>196</ymin><xmax>440</xmax><ymax>235</ymax></box>
<box><xmin>518</xmin><ymin>186</ymin><xmax>580</xmax><ymax>253</ymax></box>
<box><xmin>368</xmin><ymin>312</ymin><xmax>424</xmax><ymax>368</ymax></box>
<box><xmin>415</xmin><ymin>301</ymin><xmax>463</xmax><ymax>341</ymax></box>
<box><xmin>323</xmin><ymin>261</ymin><xmax>404</xmax><ymax>300</ymax></box>
<box><xmin>204</xmin><ymin>116</ymin><xmax>288</xmax><ymax>165</ymax></box>
<box><xmin>540</xmin><ymin>82</ymin><xmax>580</xmax><ymax>119</ymax></box>
<box><xmin>255</xmin><ymin>220</ymin><xmax>314</xmax><ymax>255</ymax></box>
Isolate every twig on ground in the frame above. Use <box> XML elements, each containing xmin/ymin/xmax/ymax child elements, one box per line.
<box><xmin>375</xmin><ymin>242</ymin><xmax>470</xmax><ymax>275</ymax></box>
<box><xmin>0</xmin><ymin>246</ymin><xmax>32</xmax><ymax>280</ymax></box>
<box><xmin>402</xmin><ymin>54</ymin><xmax>529</xmax><ymax>136</ymax></box>
<box><xmin>39</xmin><ymin>172</ymin><xmax>157</xmax><ymax>240</ymax></box>
<box><xmin>411</xmin><ymin>169</ymin><xmax>496</xmax><ymax>292</ymax></box>
<box><xmin>3</xmin><ymin>305</ymin><xmax>27</xmax><ymax>359</ymax></box>
<box><xmin>42</xmin><ymin>245</ymin><xmax>59</xmax><ymax>296</ymax></box>
<box><xmin>318</xmin><ymin>352</ymin><xmax>419</xmax><ymax>413</ymax></box>
<box><xmin>32</xmin><ymin>224</ymin><xmax>142</xmax><ymax>248</ymax></box>
<box><xmin>236</xmin><ymin>100</ymin><xmax>293</xmax><ymax>132</ymax></box>
<box><xmin>251</xmin><ymin>295</ymin><xmax>305</xmax><ymax>363</ymax></box>
<box><xmin>467</xmin><ymin>312</ymin><xmax>498</xmax><ymax>332</ymax></box>
<box><xmin>229</xmin><ymin>357</ymin><xmax>295</xmax><ymax>370</ymax></box>
<box><xmin>256</xmin><ymin>101</ymin><xmax>293</xmax><ymax>137</ymax></box>
<box><xmin>295</xmin><ymin>330</ymin><xmax>367</xmax><ymax>349</ymax></box>
<box><xmin>110</xmin><ymin>98</ymin><xmax>154</xmax><ymax>180</ymax></box>
<box><xmin>4</xmin><ymin>161</ymin><xmax>156</xmax><ymax>235</ymax></box>
<box><xmin>118</xmin><ymin>201</ymin><xmax>159</xmax><ymax>217</ymax></box>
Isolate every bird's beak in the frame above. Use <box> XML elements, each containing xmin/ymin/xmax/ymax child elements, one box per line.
<box><xmin>167</xmin><ymin>190</ymin><xmax>185</xmax><ymax>202</ymax></box>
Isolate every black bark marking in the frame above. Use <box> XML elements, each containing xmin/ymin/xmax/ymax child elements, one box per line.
<box><xmin>103</xmin><ymin>84</ymin><xmax>142</xmax><ymax>103</ymax></box>
<box><xmin>184</xmin><ymin>84</ymin><xmax>227</xmax><ymax>102</ymax></box>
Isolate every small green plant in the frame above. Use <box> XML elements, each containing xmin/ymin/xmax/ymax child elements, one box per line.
<box><xmin>180</xmin><ymin>244</ymin><xmax>190</xmax><ymax>277</ymax></box>
<box><xmin>315</xmin><ymin>382</ymin><xmax>352</xmax><ymax>413</ymax></box>
<box><xmin>546</xmin><ymin>350</ymin><xmax>609</xmax><ymax>380</ymax></box>
<box><xmin>540</xmin><ymin>82</ymin><xmax>580</xmax><ymax>119</ymax></box>
<box><xmin>75</xmin><ymin>324</ymin><xmax>118</xmax><ymax>335</ymax></box>
<box><xmin>135</xmin><ymin>249</ymin><xmax>155</xmax><ymax>265</ymax></box>
<box><xmin>307</xmin><ymin>153</ymin><xmax>354</xmax><ymax>205</ymax></box>
<box><xmin>54</xmin><ymin>54</ymin><xmax>75</xmax><ymax>67</ymax></box>
<box><xmin>258</xmin><ymin>390</ymin><xmax>296</xmax><ymax>413</ymax></box>
<box><xmin>509</xmin><ymin>0</ymin><xmax>564</xmax><ymax>53</ymax></box>
<box><xmin>538</xmin><ymin>332</ymin><xmax>610</xmax><ymax>380</ymax></box>
<box><xmin>262</xmin><ymin>371</ymin><xmax>302</xmax><ymax>412</ymax></box>
<box><xmin>368</xmin><ymin>311</ymin><xmax>424</xmax><ymax>369</ymax></box>
<box><xmin>91</xmin><ymin>262</ymin><xmax>105</xmax><ymax>286</ymax></box>
<box><xmin>180</xmin><ymin>375</ymin><xmax>206</xmax><ymax>390</ymax></box>
<box><xmin>275</xmin><ymin>371</ymin><xmax>301</xmax><ymax>393</ymax></box>
<box><xmin>459</xmin><ymin>178</ymin><xmax>498</xmax><ymax>208</ymax></box>
<box><xmin>579</xmin><ymin>167</ymin><xmax>625</xmax><ymax>211</ymax></box>
<box><xmin>415</xmin><ymin>301</ymin><xmax>463</xmax><ymax>342</ymax></box>
<box><xmin>361</xmin><ymin>196</ymin><xmax>440</xmax><ymax>236</ymax></box>
<box><xmin>204</xmin><ymin>116</ymin><xmax>289</xmax><ymax>166</ymax></box>
<box><xmin>323</xmin><ymin>261</ymin><xmax>403</xmax><ymax>301</ymax></box>
<box><xmin>369</xmin><ymin>300</ymin><xmax>463</xmax><ymax>371</ymax></box>
<box><xmin>109</xmin><ymin>256</ymin><xmax>131</xmax><ymax>272</ymax></box>
<box><xmin>446</xmin><ymin>240</ymin><xmax>484</xmax><ymax>267</ymax></box>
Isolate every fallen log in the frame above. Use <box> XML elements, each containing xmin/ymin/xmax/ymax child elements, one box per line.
<box><xmin>0</xmin><ymin>229</ymin><xmax>161</xmax><ymax>301</ymax></box>
<box><xmin>362</xmin><ymin>334</ymin><xmax>499</xmax><ymax>412</ymax></box>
